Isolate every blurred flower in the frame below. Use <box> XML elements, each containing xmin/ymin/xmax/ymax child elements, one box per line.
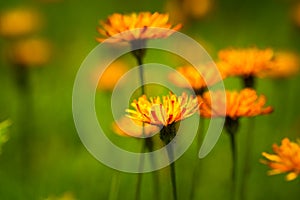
<box><xmin>8</xmin><ymin>38</ymin><xmax>51</xmax><ymax>67</ymax></box>
<box><xmin>292</xmin><ymin>2</ymin><xmax>300</xmax><ymax>27</ymax></box>
<box><xmin>262</xmin><ymin>138</ymin><xmax>300</xmax><ymax>181</ymax></box>
<box><xmin>44</xmin><ymin>192</ymin><xmax>76</xmax><ymax>200</ymax></box>
<box><xmin>198</xmin><ymin>88</ymin><xmax>273</xmax><ymax>119</ymax></box>
<box><xmin>112</xmin><ymin>116</ymin><xmax>159</xmax><ymax>138</ymax></box>
<box><xmin>169</xmin><ymin>63</ymin><xmax>226</xmax><ymax>94</ymax></box>
<box><xmin>0</xmin><ymin>8</ymin><xmax>42</xmax><ymax>38</ymax></box>
<box><xmin>259</xmin><ymin>52</ymin><xmax>299</xmax><ymax>78</ymax></box>
<box><xmin>218</xmin><ymin>47</ymin><xmax>274</xmax><ymax>78</ymax></box>
<box><xmin>96</xmin><ymin>12</ymin><xmax>182</xmax><ymax>43</ymax></box>
<box><xmin>126</xmin><ymin>92</ymin><xmax>199</xmax><ymax>127</ymax></box>
<box><xmin>165</xmin><ymin>0</ymin><xmax>212</xmax><ymax>24</ymax></box>
<box><xmin>182</xmin><ymin>0</ymin><xmax>212</xmax><ymax>19</ymax></box>
<box><xmin>96</xmin><ymin>60</ymin><xmax>128</xmax><ymax>91</ymax></box>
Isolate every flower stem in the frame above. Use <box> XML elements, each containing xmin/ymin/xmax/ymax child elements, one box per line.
<box><xmin>160</xmin><ymin>123</ymin><xmax>177</xmax><ymax>200</ymax></box>
<box><xmin>135</xmin><ymin>141</ymin><xmax>146</xmax><ymax>200</ymax></box>
<box><xmin>243</xmin><ymin>75</ymin><xmax>255</xmax><ymax>88</ymax></box>
<box><xmin>167</xmin><ymin>144</ymin><xmax>178</xmax><ymax>200</ymax></box>
<box><xmin>225</xmin><ymin>117</ymin><xmax>239</xmax><ymax>200</ymax></box>
<box><xmin>109</xmin><ymin>172</ymin><xmax>121</xmax><ymax>200</ymax></box>
<box><xmin>189</xmin><ymin>118</ymin><xmax>204</xmax><ymax>199</ymax></box>
<box><xmin>239</xmin><ymin>118</ymin><xmax>255</xmax><ymax>200</ymax></box>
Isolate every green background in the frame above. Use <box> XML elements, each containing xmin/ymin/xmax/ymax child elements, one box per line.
<box><xmin>0</xmin><ymin>0</ymin><xmax>300</xmax><ymax>199</ymax></box>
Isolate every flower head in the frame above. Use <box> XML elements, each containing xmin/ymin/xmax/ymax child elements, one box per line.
<box><xmin>112</xmin><ymin>116</ymin><xmax>159</xmax><ymax>138</ymax></box>
<box><xmin>259</xmin><ymin>52</ymin><xmax>299</xmax><ymax>78</ymax></box>
<box><xmin>198</xmin><ymin>88</ymin><xmax>273</xmax><ymax>119</ymax></box>
<box><xmin>218</xmin><ymin>47</ymin><xmax>274</xmax><ymax>78</ymax></box>
<box><xmin>126</xmin><ymin>92</ymin><xmax>199</xmax><ymax>127</ymax></box>
<box><xmin>169</xmin><ymin>63</ymin><xmax>226</xmax><ymax>93</ymax></box>
<box><xmin>95</xmin><ymin>60</ymin><xmax>128</xmax><ymax>91</ymax></box>
<box><xmin>262</xmin><ymin>138</ymin><xmax>300</xmax><ymax>181</ymax></box>
<box><xmin>97</xmin><ymin>12</ymin><xmax>182</xmax><ymax>43</ymax></box>
<box><xmin>0</xmin><ymin>8</ymin><xmax>42</xmax><ymax>37</ymax></box>
<box><xmin>8</xmin><ymin>38</ymin><xmax>51</xmax><ymax>66</ymax></box>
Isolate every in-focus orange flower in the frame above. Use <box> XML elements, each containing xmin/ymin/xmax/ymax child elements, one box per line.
<box><xmin>262</xmin><ymin>138</ymin><xmax>300</xmax><ymax>181</ymax></box>
<box><xmin>96</xmin><ymin>12</ymin><xmax>182</xmax><ymax>43</ymax></box>
<box><xmin>218</xmin><ymin>47</ymin><xmax>274</xmax><ymax>78</ymax></box>
<box><xmin>112</xmin><ymin>116</ymin><xmax>159</xmax><ymax>138</ymax></box>
<box><xmin>198</xmin><ymin>88</ymin><xmax>273</xmax><ymax>119</ymax></box>
<box><xmin>259</xmin><ymin>52</ymin><xmax>299</xmax><ymax>78</ymax></box>
<box><xmin>0</xmin><ymin>8</ymin><xmax>42</xmax><ymax>37</ymax></box>
<box><xmin>126</xmin><ymin>92</ymin><xmax>199</xmax><ymax>127</ymax></box>
<box><xmin>169</xmin><ymin>63</ymin><xmax>226</xmax><ymax>93</ymax></box>
<box><xmin>8</xmin><ymin>38</ymin><xmax>51</xmax><ymax>66</ymax></box>
<box><xmin>95</xmin><ymin>60</ymin><xmax>128</xmax><ymax>91</ymax></box>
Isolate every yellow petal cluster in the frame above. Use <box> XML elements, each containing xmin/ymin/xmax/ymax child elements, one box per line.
<box><xmin>126</xmin><ymin>92</ymin><xmax>199</xmax><ymax>126</ymax></box>
<box><xmin>262</xmin><ymin>138</ymin><xmax>300</xmax><ymax>181</ymax></box>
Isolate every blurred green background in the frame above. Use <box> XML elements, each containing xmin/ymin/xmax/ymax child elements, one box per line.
<box><xmin>0</xmin><ymin>0</ymin><xmax>300</xmax><ymax>199</ymax></box>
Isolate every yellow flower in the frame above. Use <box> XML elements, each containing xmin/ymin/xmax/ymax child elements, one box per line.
<box><xmin>218</xmin><ymin>47</ymin><xmax>274</xmax><ymax>77</ymax></box>
<box><xmin>259</xmin><ymin>52</ymin><xmax>299</xmax><ymax>78</ymax></box>
<box><xmin>8</xmin><ymin>38</ymin><xmax>51</xmax><ymax>66</ymax></box>
<box><xmin>169</xmin><ymin>63</ymin><xmax>226</xmax><ymax>92</ymax></box>
<box><xmin>262</xmin><ymin>138</ymin><xmax>300</xmax><ymax>181</ymax></box>
<box><xmin>112</xmin><ymin>116</ymin><xmax>159</xmax><ymax>138</ymax></box>
<box><xmin>96</xmin><ymin>60</ymin><xmax>128</xmax><ymax>91</ymax></box>
<box><xmin>198</xmin><ymin>88</ymin><xmax>273</xmax><ymax>119</ymax></box>
<box><xmin>96</xmin><ymin>12</ymin><xmax>182</xmax><ymax>43</ymax></box>
<box><xmin>126</xmin><ymin>92</ymin><xmax>199</xmax><ymax>127</ymax></box>
<box><xmin>292</xmin><ymin>2</ymin><xmax>300</xmax><ymax>27</ymax></box>
<box><xmin>0</xmin><ymin>8</ymin><xmax>41</xmax><ymax>37</ymax></box>
<box><xmin>182</xmin><ymin>0</ymin><xmax>212</xmax><ymax>19</ymax></box>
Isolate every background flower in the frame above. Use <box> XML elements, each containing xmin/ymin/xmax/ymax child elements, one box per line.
<box><xmin>0</xmin><ymin>8</ymin><xmax>42</xmax><ymax>38</ymax></box>
<box><xmin>96</xmin><ymin>12</ymin><xmax>182</xmax><ymax>43</ymax></box>
<box><xmin>262</xmin><ymin>138</ymin><xmax>300</xmax><ymax>181</ymax></box>
<box><xmin>218</xmin><ymin>47</ymin><xmax>274</xmax><ymax>78</ymax></box>
<box><xmin>198</xmin><ymin>88</ymin><xmax>273</xmax><ymax>119</ymax></box>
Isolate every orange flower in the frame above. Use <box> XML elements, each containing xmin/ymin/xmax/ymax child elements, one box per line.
<box><xmin>292</xmin><ymin>2</ymin><xmax>300</xmax><ymax>27</ymax></box>
<box><xmin>126</xmin><ymin>92</ymin><xmax>199</xmax><ymax>127</ymax></box>
<box><xmin>198</xmin><ymin>88</ymin><xmax>273</xmax><ymax>119</ymax></box>
<box><xmin>262</xmin><ymin>138</ymin><xmax>300</xmax><ymax>181</ymax></box>
<box><xmin>95</xmin><ymin>60</ymin><xmax>128</xmax><ymax>91</ymax></box>
<box><xmin>112</xmin><ymin>116</ymin><xmax>159</xmax><ymax>138</ymax></box>
<box><xmin>218</xmin><ymin>47</ymin><xmax>274</xmax><ymax>77</ymax></box>
<box><xmin>259</xmin><ymin>52</ymin><xmax>299</xmax><ymax>78</ymax></box>
<box><xmin>169</xmin><ymin>63</ymin><xmax>226</xmax><ymax>92</ymax></box>
<box><xmin>182</xmin><ymin>0</ymin><xmax>212</xmax><ymax>19</ymax></box>
<box><xmin>96</xmin><ymin>12</ymin><xmax>182</xmax><ymax>43</ymax></box>
<box><xmin>0</xmin><ymin>8</ymin><xmax>42</xmax><ymax>37</ymax></box>
<box><xmin>8</xmin><ymin>38</ymin><xmax>51</xmax><ymax>66</ymax></box>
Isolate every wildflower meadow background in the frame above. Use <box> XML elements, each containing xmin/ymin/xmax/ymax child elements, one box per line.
<box><xmin>1</xmin><ymin>0</ymin><xmax>300</xmax><ymax>199</ymax></box>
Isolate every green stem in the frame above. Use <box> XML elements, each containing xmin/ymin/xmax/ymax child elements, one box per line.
<box><xmin>243</xmin><ymin>75</ymin><xmax>255</xmax><ymax>88</ymax></box>
<box><xmin>239</xmin><ymin>118</ymin><xmax>255</xmax><ymax>200</ymax></box>
<box><xmin>167</xmin><ymin>144</ymin><xmax>177</xmax><ymax>200</ymax></box>
<box><xmin>145</xmin><ymin>138</ymin><xmax>160</xmax><ymax>200</ymax></box>
<box><xmin>135</xmin><ymin>141</ymin><xmax>146</xmax><ymax>200</ymax></box>
<box><xmin>225</xmin><ymin>117</ymin><xmax>239</xmax><ymax>200</ymax></box>
<box><xmin>189</xmin><ymin>118</ymin><xmax>204</xmax><ymax>199</ymax></box>
<box><xmin>160</xmin><ymin>124</ymin><xmax>177</xmax><ymax>200</ymax></box>
<box><xmin>109</xmin><ymin>172</ymin><xmax>121</xmax><ymax>200</ymax></box>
